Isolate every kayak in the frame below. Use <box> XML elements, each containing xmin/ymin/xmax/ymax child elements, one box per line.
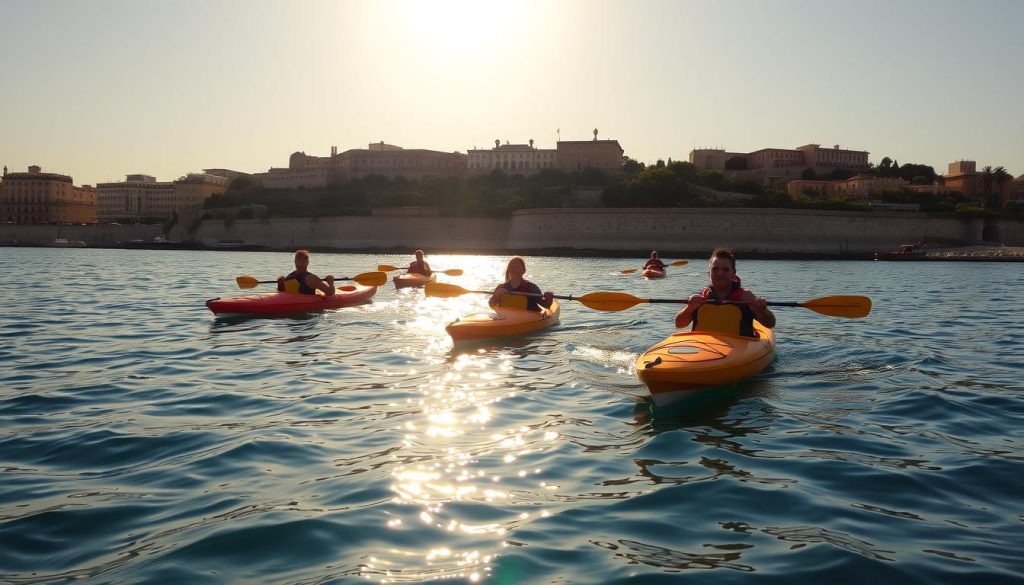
<box><xmin>394</xmin><ymin>272</ymin><xmax>436</xmax><ymax>289</ymax></box>
<box><xmin>635</xmin><ymin>321</ymin><xmax>775</xmax><ymax>406</ymax></box>
<box><xmin>446</xmin><ymin>300</ymin><xmax>560</xmax><ymax>343</ymax></box>
<box><xmin>206</xmin><ymin>286</ymin><xmax>377</xmax><ymax>316</ymax></box>
<box><xmin>642</xmin><ymin>268</ymin><xmax>666</xmax><ymax>279</ymax></box>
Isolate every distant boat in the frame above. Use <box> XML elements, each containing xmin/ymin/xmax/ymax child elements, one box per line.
<box><xmin>50</xmin><ymin>237</ymin><xmax>87</xmax><ymax>248</ymax></box>
<box><xmin>119</xmin><ymin>235</ymin><xmax>197</xmax><ymax>250</ymax></box>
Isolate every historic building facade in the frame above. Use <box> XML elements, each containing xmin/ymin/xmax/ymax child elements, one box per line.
<box><xmin>467</xmin><ymin>139</ymin><xmax>557</xmax><ymax>175</ymax></box>
<box><xmin>0</xmin><ymin>165</ymin><xmax>96</xmax><ymax>224</ymax></box>
<box><xmin>97</xmin><ymin>172</ymin><xmax>228</xmax><ymax>222</ymax></box>
<box><xmin>261</xmin><ymin>143</ymin><xmax>468</xmax><ymax>189</ymax></box>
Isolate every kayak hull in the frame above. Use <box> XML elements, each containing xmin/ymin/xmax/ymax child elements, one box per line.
<box><xmin>446</xmin><ymin>300</ymin><xmax>560</xmax><ymax>343</ymax></box>
<box><xmin>635</xmin><ymin>321</ymin><xmax>775</xmax><ymax>406</ymax></box>
<box><xmin>642</xmin><ymin>268</ymin><xmax>666</xmax><ymax>279</ymax></box>
<box><xmin>206</xmin><ymin>286</ymin><xmax>377</xmax><ymax>316</ymax></box>
<box><xmin>394</xmin><ymin>272</ymin><xmax>436</xmax><ymax>289</ymax></box>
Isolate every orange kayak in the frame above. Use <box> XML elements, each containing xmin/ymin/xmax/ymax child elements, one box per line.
<box><xmin>635</xmin><ymin>321</ymin><xmax>775</xmax><ymax>406</ymax></box>
<box><xmin>206</xmin><ymin>286</ymin><xmax>376</xmax><ymax>316</ymax></box>
<box><xmin>446</xmin><ymin>301</ymin><xmax>560</xmax><ymax>343</ymax></box>
<box><xmin>394</xmin><ymin>272</ymin><xmax>436</xmax><ymax>289</ymax></box>
<box><xmin>642</xmin><ymin>268</ymin><xmax>666</xmax><ymax>279</ymax></box>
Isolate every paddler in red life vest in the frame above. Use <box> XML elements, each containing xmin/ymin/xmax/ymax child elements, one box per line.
<box><xmin>489</xmin><ymin>256</ymin><xmax>554</xmax><ymax>311</ymax></box>
<box><xmin>407</xmin><ymin>249</ymin><xmax>433</xmax><ymax>277</ymax></box>
<box><xmin>674</xmin><ymin>248</ymin><xmax>775</xmax><ymax>337</ymax></box>
<box><xmin>277</xmin><ymin>249</ymin><xmax>336</xmax><ymax>295</ymax></box>
<box><xmin>643</xmin><ymin>250</ymin><xmax>667</xmax><ymax>271</ymax></box>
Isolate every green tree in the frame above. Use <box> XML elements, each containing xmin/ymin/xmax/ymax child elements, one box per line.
<box><xmin>621</xmin><ymin>156</ymin><xmax>645</xmax><ymax>177</ymax></box>
<box><xmin>801</xmin><ymin>167</ymin><xmax>817</xmax><ymax>180</ymax></box>
<box><xmin>979</xmin><ymin>165</ymin><xmax>995</xmax><ymax>207</ymax></box>
<box><xmin>724</xmin><ymin>156</ymin><xmax>748</xmax><ymax>171</ymax></box>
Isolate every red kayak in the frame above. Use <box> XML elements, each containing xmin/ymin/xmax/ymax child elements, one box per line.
<box><xmin>206</xmin><ymin>286</ymin><xmax>376</xmax><ymax>316</ymax></box>
<box><xmin>642</xmin><ymin>267</ymin><xmax>666</xmax><ymax>279</ymax></box>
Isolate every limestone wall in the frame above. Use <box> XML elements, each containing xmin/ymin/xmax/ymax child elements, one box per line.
<box><xmin>3</xmin><ymin>209</ymin><xmax>1019</xmax><ymax>255</ymax></box>
<box><xmin>505</xmin><ymin>208</ymin><xmax>985</xmax><ymax>254</ymax></box>
<box><xmin>186</xmin><ymin>216</ymin><xmax>509</xmax><ymax>252</ymax></box>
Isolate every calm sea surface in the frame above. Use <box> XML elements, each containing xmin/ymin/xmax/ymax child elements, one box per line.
<box><xmin>1</xmin><ymin>248</ymin><xmax>1021</xmax><ymax>584</ymax></box>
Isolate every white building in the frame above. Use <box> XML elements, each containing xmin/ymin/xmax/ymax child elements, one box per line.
<box><xmin>468</xmin><ymin>139</ymin><xmax>557</xmax><ymax>176</ymax></box>
<box><xmin>96</xmin><ymin>174</ymin><xmax>174</xmax><ymax>222</ymax></box>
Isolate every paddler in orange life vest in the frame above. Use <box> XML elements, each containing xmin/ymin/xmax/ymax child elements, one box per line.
<box><xmin>643</xmin><ymin>250</ymin><xmax>667</xmax><ymax>271</ymax></box>
<box><xmin>277</xmin><ymin>249</ymin><xmax>336</xmax><ymax>295</ymax></box>
<box><xmin>674</xmin><ymin>248</ymin><xmax>775</xmax><ymax>337</ymax></box>
<box><xmin>407</xmin><ymin>249</ymin><xmax>432</xmax><ymax>277</ymax></box>
<box><xmin>489</xmin><ymin>256</ymin><xmax>554</xmax><ymax>311</ymax></box>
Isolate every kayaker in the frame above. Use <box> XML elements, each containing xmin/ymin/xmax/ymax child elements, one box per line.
<box><xmin>643</xmin><ymin>251</ymin><xmax>667</xmax><ymax>271</ymax></box>
<box><xmin>489</xmin><ymin>256</ymin><xmax>554</xmax><ymax>311</ymax></box>
<box><xmin>277</xmin><ymin>249</ymin><xmax>336</xmax><ymax>296</ymax></box>
<box><xmin>674</xmin><ymin>248</ymin><xmax>775</xmax><ymax>336</ymax></box>
<box><xmin>407</xmin><ymin>249</ymin><xmax>433</xmax><ymax>277</ymax></box>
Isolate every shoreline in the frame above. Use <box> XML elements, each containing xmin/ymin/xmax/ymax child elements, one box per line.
<box><xmin>5</xmin><ymin>241</ymin><xmax>1023</xmax><ymax>261</ymax></box>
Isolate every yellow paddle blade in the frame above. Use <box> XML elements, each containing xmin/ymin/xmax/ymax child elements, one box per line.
<box><xmin>424</xmin><ymin>282</ymin><xmax>485</xmax><ymax>298</ymax></box>
<box><xmin>797</xmin><ymin>295</ymin><xmax>872</xmax><ymax>318</ymax></box>
<box><xmin>670</xmin><ymin>259</ymin><xmax>689</xmax><ymax>267</ymax></box>
<box><xmin>350</xmin><ymin>271</ymin><xmax>388</xmax><ymax>287</ymax></box>
<box><xmin>377</xmin><ymin>264</ymin><xmax>399</xmax><ymax>272</ymax></box>
<box><xmin>236</xmin><ymin>275</ymin><xmax>261</xmax><ymax>289</ymax></box>
<box><xmin>620</xmin><ymin>268</ymin><xmax>638</xmax><ymax>274</ymax></box>
<box><xmin>441</xmin><ymin>268</ymin><xmax>464</xmax><ymax>276</ymax></box>
<box><xmin>574</xmin><ymin>292</ymin><xmax>647</xmax><ymax>311</ymax></box>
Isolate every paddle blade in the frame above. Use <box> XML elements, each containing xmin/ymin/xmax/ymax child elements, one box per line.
<box><xmin>575</xmin><ymin>291</ymin><xmax>647</xmax><ymax>311</ymax></box>
<box><xmin>377</xmin><ymin>264</ymin><xmax>399</xmax><ymax>272</ymax></box>
<box><xmin>236</xmin><ymin>276</ymin><xmax>261</xmax><ymax>289</ymax></box>
<box><xmin>425</xmin><ymin>282</ymin><xmax>475</xmax><ymax>298</ymax></box>
<box><xmin>349</xmin><ymin>271</ymin><xmax>388</xmax><ymax>287</ymax></box>
<box><xmin>670</xmin><ymin>259</ymin><xmax>689</xmax><ymax>267</ymax></box>
<box><xmin>620</xmin><ymin>268</ymin><xmax>638</xmax><ymax>274</ymax></box>
<box><xmin>798</xmin><ymin>295</ymin><xmax>872</xmax><ymax>318</ymax></box>
<box><xmin>441</xmin><ymin>268</ymin><xmax>464</xmax><ymax>276</ymax></box>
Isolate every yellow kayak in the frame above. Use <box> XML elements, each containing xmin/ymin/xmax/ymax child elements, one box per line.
<box><xmin>446</xmin><ymin>301</ymin><xmax>560</xmax><ymax>343</ymax></box>
<box><xmin>635</xmin><ymin>320</ymin><xmax>775</xmax><ymax>406</ymax></box>
<box><xmin>394</xmin><ymin>272</ymin><xmax>436</xmax><ymax>289</ymax></box>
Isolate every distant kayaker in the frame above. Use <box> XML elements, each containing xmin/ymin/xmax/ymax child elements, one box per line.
<box><xmin>277</xmin><ymin>249</ymin><xmax>336</xmax><ymax>296</ymax></box>
<box><xmin>489</xmin><ymin>256</ymin><xmax>554</xmax><ymax>311</ymax></box>
<box><xmin>407</xmin><ymin>250</ymin><xmax>433</xmax><ymax>277</ymax></box>
<box><xmin>643</xmin><ymin>251</ymin><xmax>667</xmax><ymax>271</ymax></box>
<box><xmin>674</xmin><ymin>248</ymin><xmax>775</xmax><ymax>337</ymax></box>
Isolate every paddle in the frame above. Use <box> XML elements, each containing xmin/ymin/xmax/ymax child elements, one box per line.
<box><xmin>377</xmin><ymin>264</ymin><xmax>464</xmax><ymax>276</ymax></box>
<box><xmin>422</xmin><ymin>282</ymin><xmax>652</xmax><ymax>312</ymax></box>
<box><xmin>555</xmin><ymin>292</ymin><xmax>871</xmax><ymax>317</ymax></box>
<box><xmin>235</xmin><ymin>271</ymin><xmax>388</xmax><ymax>289</ymax></box>
<box><xmin>621</xmin><ymin>259</ymin><xmax>689</xmax><ymax>274</ymax></box>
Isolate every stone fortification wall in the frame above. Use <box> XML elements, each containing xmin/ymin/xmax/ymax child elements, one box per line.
<box><xmin>186</xmin><ymin>216</ymin><xmax>509</xmax><ymax>251</ymax></box>
<box><xmin>993</xmin><ymin>218</ymin><xmax>1024</xmax><ymax>246</ymax></box>
<box><xmin>0</xmin><ymin>224</ymin><xmax>162</xmax><ymax>245</ymax></box>
<box><xmin>505</xmin><ymin>208</ymin><xmax>984</xmax><ymax>255</ymax></box>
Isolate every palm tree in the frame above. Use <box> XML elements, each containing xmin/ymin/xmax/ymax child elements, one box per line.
<box><xmin>979</xmin><ymin>165</ymin><xmax>994</xmax><ymax>206</ymax></box>
<box><xmin>993</xmin><ymin>166</ymin><xmax>1012</xmax><ymax>208</ymax></box>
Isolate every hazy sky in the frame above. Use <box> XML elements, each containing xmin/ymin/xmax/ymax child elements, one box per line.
<box><xmin>1</xmin><ymin>0</ymin><xmax>1021</xmax><ymax>186</ymax></box>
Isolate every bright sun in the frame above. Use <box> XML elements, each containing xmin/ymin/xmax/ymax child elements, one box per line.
<box><xmin>402</xmin><ymin>0</ymin><xmax>522</xmax><ymax>53</ymax></box>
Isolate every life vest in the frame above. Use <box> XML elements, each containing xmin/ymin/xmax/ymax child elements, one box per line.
<box><xmin>409</xmin><ymin>260</ymin><xmax>431</xmax><ymax>276</ymax></box>
<box><xmin>283</xmin><ymin>270</ymin><xmax>316</xmax><ymax>295</ymax></box>
<box><xmin>497</xmin><ymin>281</ymin><xmax>537</xmax><ymax>310</ymax></box>
<box><xmin>693</xmin><ymin>284</ymin><xmax>756</xmax><ymax>337</ymax></box>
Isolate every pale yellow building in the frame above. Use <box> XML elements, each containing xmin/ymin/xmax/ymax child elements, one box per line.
<box><xmin>97</xmin><ymin>175</ymin><xmax>174</xmax><ymax>222</ymax></box>
<box><xmin>97</xmin><ymin>172</ymin><xmax>227</xmax><ymax>222</ymax></box>
<box><xmin>787</xmin><ymin>174</ymin><xmax>907</xmax><ymax>200</ymax></box>
<box><xmin>261</xmin><ymin>143</ymin><xmax>468</xmax><ymax>189</ymax></box>
<box><xmin>1</xmin><ymin>165</ymin><xmax>96</xmax><ymax>224</ymax></box>
<box><xmin>468</xmin><ymin>139</ymin><xmax>557</xmax><ymax>175</ymax></box>
<box><xmin>688</xmin><ymin>149</ymin><xmax>746</xmax><ymax>171</ymax></box>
